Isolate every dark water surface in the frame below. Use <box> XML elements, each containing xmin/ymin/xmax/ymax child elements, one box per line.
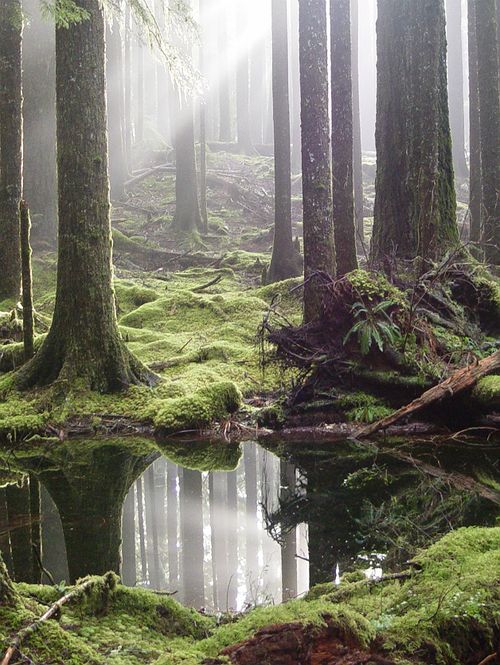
<box><xmin>1</xmin><ymin>435</ymin><xmax>498</xmax><ymax>612</ymax></box>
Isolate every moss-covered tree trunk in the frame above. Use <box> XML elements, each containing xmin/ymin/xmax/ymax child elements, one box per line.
<box><xmin>15</xmin><ymin>0</ymin><xmax>155</xmax><ymax>393</ymax></box>
<box><xmin>372</xmin><ymin>0</ymin><xmax>458</xmax><ymax>264</ymax></box>
<box><xmin>446</xmin><ymin>0</ymin><xmax>469</xmax><ymax>180</ymax></box>
<box><xmin>0</xmin><ymin>553</ymin><xmax>16</xmax><ymax>606</ymax></box>
<box><xmin>0</xmin><ymin>488</ymin><xmax>13</xmax><ymax>576</ymax></box>
<box><xmin>467</xmin><ymin>0</ymin><xmax>482</xmax><ymax>244</ymax></box>
<box><xmin>475</xmin><ymin>0</ymin><xmax>500</xmax><ymax>265</ymax></box>
<box><xmin>37</xmin><ymin>443</ymin><xmax>156</xmax><ymax>583</ymax></box>
<box><xmin>22</xmin><ymin>0</ymin><xmax>57</xmax><ymax>242</ymax></box>
<box><xmin>299</xmin><ymin>0</ymin><xmax>335</xmax><ymax>322</ymax></box>
<box><xmin>0</xmin><ymin>0</ymin><xmax>22</xmax><ymax>301</ymax></box>
<box><xmin>351</xmin><ymin>0</ymin><xmax>364</xmax><ymax>249</ymax></box>
<box><xmin>330</xmin><ymin>0</ymin><xmax>358</xmax><ymax>276</ymax></box>
<box><xmin>268</xmin><ymin>0</ymin><xmax>302</xmax><ymax>283</ymax></box>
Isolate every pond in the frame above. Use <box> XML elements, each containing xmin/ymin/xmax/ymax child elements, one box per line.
<box><xmin>0</xmin><ymin>435</ymin><xmax>498</xmax><ymax>613</ymax></box>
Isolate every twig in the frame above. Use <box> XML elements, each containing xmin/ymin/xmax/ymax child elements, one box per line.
<box><xmin>477</xmin><ymin>654</ymin><xmax>497</xmax><ymax>665</ymax></box>
<box><xmin>31</xmin><ymin>545</ymin><xmax>56</xmax><ymax>587</ymax></box>
<box><xmin>191</xmin><ymin>275</ymin><xmax>223</xmax><ymax>292</ymax></box>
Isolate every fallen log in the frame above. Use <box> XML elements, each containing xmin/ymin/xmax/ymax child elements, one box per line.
<box><xmin>358</xmin><ymin>351</ymin><xmax>500</xmax><ymax>438</ymax></box>
<box><xmin>1</xmin><ymin>573</ymin><xmax>116</xmax><ymax>665</ymax></box>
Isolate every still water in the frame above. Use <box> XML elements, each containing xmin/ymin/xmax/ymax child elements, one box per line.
<box><xmin>1</xmin><ymin>436</ymin><xmax>498</xmax><ymax>613</ymax></box>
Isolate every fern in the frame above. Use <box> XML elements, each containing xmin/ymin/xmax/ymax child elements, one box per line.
<box><xmin>344</xmin><ymin>300</ymin><xmax>401</xmax><ymax>356</ymax></box>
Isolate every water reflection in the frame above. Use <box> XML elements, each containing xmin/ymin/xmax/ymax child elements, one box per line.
<box><xmin>0</xmin><ymin>435</ymin><xmax>498</xmax><ymax>613</ymax></box>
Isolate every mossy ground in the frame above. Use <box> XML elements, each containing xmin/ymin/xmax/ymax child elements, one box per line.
<box><xmin>1</xmin><ymin>527</ymin><xmax>498</xmax><ymax>664</ymax></box>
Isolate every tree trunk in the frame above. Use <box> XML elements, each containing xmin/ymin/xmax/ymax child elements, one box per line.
<box><xmin>226</xmin><ymin>470</ymin><xmax>238</xmax><ymax>611</ymax></box>
<box><xmin>218</xmin><ymin>7</ymin><xmax>232</xmax><ymax>142</ymax></box>
<box><xmin>107</xmin><ymin>19</ymin><xmax>128</xmax><ymax>200</ymax></box>
<box><xmin>236</xmin><ymin>1</ymin><xmax>252</xmax><ymax>153</ymax></box>
<box><xmin>475</xmin><ymin>0</ymin><xmax>500</xmax><ymax>265</ymax></box>
<box><xmin>0</xmin><ymin>0</ymin><xmax>22</xmax><ymax>301</ymax></box>
<box><xmin>330</xmin><ymin>0</ymin><xmax>358</xmax><ymax>276</ymax></box>
<box><xmin>0</xmin><ymin>553</ymin><xmax>16</xmax><ymax>607</ymax></box>
<box><xmin>209</xmin><ymin>472</ymin><xmax>228</xmax><ymax>610</ymax></box>
<box><xmin>180</xmin><ymin>468</ymin><xmax>205</xmax><ymax>608</ymax></box>
<box><xmin>280</xmin><ymin>461</ymin><xmax>297</xmax><ymax>602</ymax></box>
<box><xmin>22</xmin><ymin>0</ymin><xmax>57</xmax><ymax>242</ymax></box>
<box><xmin>145</xmin><ymin>464</ymin><xmax>162</xmax><ymax>589</ymax></box>
<box><xmin>199</xmin><ymin>0</ymin><xmax>209</xmax><ymax>233</ymax></box>
<box><xmin>250</xmin><ymin>34</ymin><xmax>266</xmax><ymax>146</ymax></box>
<box><xmin>290</xmin><ymin>0</ymin><xmax>302</xmax><ymax>173</ymax></box>
<box><xmin>29</xmin><ymin>476</ymin><xmax>41</xmax><ymax>584</ymax></box>
<box><xmin>135</xmin><ymin>35</ymin><xmax>144</xmax><ymax>144</ymax></box>
<box><xmin>40</xmin><ymin>484</ymin><xmax>69</xmax><ymax>584</ymax></box>
<box><xmin>446</xmin><ymin>0</ymin><xmax>469</xmax><ymax>180</ymax></box>
<box><xmin>299</xmin><ymin>0</ymin><xmax>335</xmax><ymax>322</ymax></box>
<box><xmin>20</xmin><ymin>202</ymin><xmax>34</xmax><ymax>361</ymax></box>
<box><xmin>467</xmin><ymin>0</ymin><xmax>481</xmax><ymax>244</ymax></box>
<box><xmin>351</xmin><ymin>0</ymin><xmax>364</xmax><ymax>248</ymax></box>
<box><xmin>5</xmin><ymin>480</ymin><xmax>34</xmax><ymax>583</ymax></box>
<box><xmin>15</xmin><ymin>0</ymin><xmax>155</xmax><ymax>393</ymax></box>
<box><xmin>124</xmin><ymin>4</ymin><xmax>132</xmax><ymax>168</ymax></box>
<box><xmin>0</xmin><ymin>488</ymin><xmax>13</xmax><ymax>577</ymax></box>
<box><xmin>121</xmin><ymin>484</ymin><xmax>136</xmax><ymax>586</ymax></box>
<box><xmin>136</xmin><ymin>477</ymin><xmax>147</xmax><ymax>583</ymax></box>
<box><xmin>174</xmin><ymin>98</ymin><xmax>203</xmax><ymax>233</ymax></box>
<box><xmin>268</xmin><ymin>0</ymin><xmax>302</xmax><ymax>283</ymax></box>
<box><xmin>244</xmin><ymin>444</ymin><xmax>258</xmax><ymax>601</ymax></box>
<box><xmin>167</xmin><ymin>462</ymin><xmax>179</xmax><ymax>591</ymax></box>
<box><xmin>372</xmin><ymin>0</ymin><xmax>458</xmax><ymax>264</ymax></box>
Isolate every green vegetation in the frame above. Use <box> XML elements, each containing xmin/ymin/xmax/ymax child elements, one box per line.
<box><xmin>1</xmin><ymin>527</ymin><xmax>497</xmax><ymax>664</ymax></box>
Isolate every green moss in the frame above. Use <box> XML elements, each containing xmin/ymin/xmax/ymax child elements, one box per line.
<box><xmin>157</xmin><ymin>439</ymin><xmax>242</xmax><ymax>471</ymax></box>
<box><xmin>471</xmin><ymin>375</ymin><xmax>500</xmax><ymax>411</ymax></box>
<box><xmin>347</xmin><ymin>269</ymin><xmax>406</xmax><ymax>307</ymax></box>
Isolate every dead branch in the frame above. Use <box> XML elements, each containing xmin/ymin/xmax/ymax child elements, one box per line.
<box><xmin>358</xmin><ymin>351</ymin><xmax>500</xmax><ymax>438</ymax></box>
<box><xmin>191</xmin><ymin>275</ymin><xmax>224</xmax><ymax>293</ymax></box>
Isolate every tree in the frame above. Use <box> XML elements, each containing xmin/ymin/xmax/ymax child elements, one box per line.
<box><xmin>166</xmin><ymin>462</ymin><xmax>179</xmax><ymax>591</ymax></box>
<box><xmin>217</xmin><ymin>6</ymin><xmax>231</xmax><ymax>142</ymax></box>
<box><xmin>226</xmin><ymin>470</ymin><xmax>238</xmax><ymax>610</ymax></box>
<box><xmin>5</xmin><ymin>480</ymin><xmax>35</xmax><ymax>582</ymax></box>
<box><xmin>289</xmin><ymin>0</ymin><xmax>301</xmax><ymax>173</ymax></box>
<box><xmin>299</xmin><ymin>0</ymin><xmax>335</xmax><ymax>322</ymax></box>
<box><xmin>467</xmin><ymin>0</ymin><xmax>481</xmax><ymax>244</ymax></box>
<box><xmin>351</xmin><ymin>0</ymin><xmax>364</xmax><ymax>247</ymax></box>
<box><xmin>280</xmin><ymin>461</ymin><xmax>297</xmax><ymax>601</ymax></box>
<box><xmin>107</xmin><ymin>17</ymin><xmax>128</xmax><ymax>200</ymax></box>
<box><xmin>446</xmin><ymin>0</ymin><xmax>469</xmax><ymax>180</ymax></box>
<box><xmin>0</xmin><ymin>553</ymin><xmax>16</xmax><ymax>607</ymax></box>
<box><xmin>244</xmin><ymin>444</ymin><xmax>258</xmax><ymax>601</ymax></box>
<box><xmin>209</xmin><ymin>472</ymin><xmax>228</xmax><ymax>610</ymax></box>
<box><xmin>330</xmin><ymin>0</ymin><xmax>358</xmax><ymax>276</ymax></box>
<box><xmin>23</xmin><ymin>0</ymin><xmax>57</xmax><ymax>241</ymax></box>
<box><xmin>15</xmin><ymin>0</ymin><xmax>156</xmax><ymax>393</ymax></box>
<box><xmin>372</xmin><ymin>0</ymin><xmax>458</xmax><ymax>264</ymax></box>
<box><xmin>235</xmin><ymin>0</ymin><xmax>252</xmax><ymax>153</ymax></box>
<box><xmin>475</xmin><ymin>0</ymin><xmax>500</xmax><ymax>265</ymax></box>
<box><xmin>179</xmin><ymin>468</ymin><xmax>205</xmax><ymax>607</ymax></box>
<box><xmin>0</xmin><ymin>0</ymin><xmax>22</xmax><ymax>301</ymax></box>
<box><xmin>121</xmin><ymin>484</ymin><xmax>137</xmax><ymax>586</ymax></box>
<box><xmin>268</xmin><ymin>0</ymin><xmax>302</xmax><ymax>283</ymax></box>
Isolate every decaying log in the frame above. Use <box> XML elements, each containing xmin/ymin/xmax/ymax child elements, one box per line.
<box><xmin>358</xmin><ymin>351</ymin><xmax>500</xmax><ymax>438</ymax></box>
<box><xmin>1</xmin><ymin>574</ymin><xmax>115</xmax><ymax>665</ymax></box>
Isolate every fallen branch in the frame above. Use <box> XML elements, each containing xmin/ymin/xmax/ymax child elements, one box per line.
<box><xmin>191</xmin><ymin>275</ymin><xmax>223</xmax><ymax>292</ymax></box>
<box><xmin>1</xmin><ymin>574</ymin><xmax>115</xmax><ymax>665</ymax></box>
<box><xmin>358</xmin><ymin>351</ymin><xmax>500</xmax><ymax>438</ymax></box>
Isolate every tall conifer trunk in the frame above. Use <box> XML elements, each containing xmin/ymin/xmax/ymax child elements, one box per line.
<box><xmin>107</xmin><ymin>19</ymin><xmax>128</xmax><ymax>200</ymax></box>
<box><xmin>351</xmin><ymin>0</ymin><xmax>364</xmax><ymax>247</ymax></box>
<box><xmin>475</xmin><ymin>0</ymin><xmax>500</xmax><ymax>265</ymax></box>
<box><xmin>446</xmin><ymin>0</ymin><xmax>469</xmax><ymax>180</ymax></box>
<box><xmin>299</xmin><ymin>0</ymin><xmax>335</xmax><ymax>322</ymax></box>
<box><xmin>467</xmin><ymin>0</ymin><xmax>481</xmax><ymax>244</ymax></box>
<box><xmin>0</xmin><ymin>0</ymin><xmax>22</xmax><ymax>301</ymax></box>
<box><xmin>330</xmin><ymin>0</ymin><xmax>358</xmax><ymax>276</ymax></box>
<box><xmin>268</xmin><ymin>0</ymin><xmax>301</xmax><ymax>282</ymax></box>
<box><xmin>372</xmin><ymin>0</ymin><xmax>458</xmax><ymax>264</ymax></box>
<box><xmin>236</xmin><ymin>1</ymin><xmax>252</xmax><ymax>153</ymax></box>
<box><xmin>16</xmin><ymin>0</ymin><xmax>155</xmax><ymax>392</ymax></box>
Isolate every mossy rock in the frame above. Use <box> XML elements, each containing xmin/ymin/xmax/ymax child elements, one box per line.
<box><xmin>471</xmin><ymin>374</ymin><xmax>500</xmax><ymax>412</ymax></box>
<box><xmin>157</xmin><ymin>438</ymin><xmax>242</xmax><ymax>471</ymax></box>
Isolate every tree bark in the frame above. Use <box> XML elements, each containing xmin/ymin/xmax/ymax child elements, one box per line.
<box><xmin>0</xmin><ymin>0</ymin><xmax>22</xmax><ymax>301</ymax></box>
<box><xmin>107</xmin><ymin>18</ymin><xmax>128</xmax><ymax>200</ymax></box>
<box><xmin>145</xmin><ymin>464</ymin><xmax>162</xmax><ymax>589</ymax></box>
<box><xmin>467</xmin><ymin>0</ymin><xmax>481</xmax><ymax>244</ymax></box>
<box><xmin>236</xmin><ymin>1</ymin><xmax>252</xmax><ymax>153</ymax></box>
<box><xmin>446</xmin><ymin>0</ymin><xmax>469</xmax><ymax>180</ymax></box>
<box><xmin>121</xmin><ymin>484</ymin><xmax>136</xmax><ymax>586</ymax></box>
<box><xmin>475</xmin><ymin>0</ymin><xmax>500</xmax><ymax>265</ymax></box>
<box><xmin>290</xmin><ymin>0</ymin><xmax>302</xmax><ymax>173</ymax></box>
<box><xmin>209</xmin><ymin>472</ymin><xmax>228</xmax><ymax>610</ymax></box>
<box><xmin>20</xmin><ymin>202</ymin><xmax>34</xmax><ymax>361</ymax></box>
<box><xmin>174</xmin><ymin>98</ymin><xmax>203</xmax><ymax>233</ymax></box>
<box><xmin>280</xmin><ymin>461</ymin><xmax>297</xmax><ymax>601</ymax></box>
<box><xmin>299</xmin><ymin>0</ymin><xmax>335</xmax><ymax>322</ymax></box>
<box><xmin>226</xmin><ymin>470</ymin><xmax>238</xmax><ymax>611</ymax></box>
<box><xmin>244</xmin><ymin>444</ymin><xmax>258</xmax><ymax>601</ymax></box>
<box><xmin>0</xmin><ymin>489</ymin><xmax>13</xmax><ymax>577</ymax></box>
<box><xmin>136</xmin><ymin>476</ymin><xmax>147</xmax><ymax>583</ymax></box>
<box><xmin>330</xmin><ymin>0</ymin><xmax>358</xmax><ymax>276</ymax></box>
<box><xmin>167</xmin><ymin>462</ymin><xmax>179</xmax><ymax>591</ymax></box>
<box><xmin>180</xmin><ymin>468</ymin><xmax>205</xmax><ymax>608</ymax></box>
<box><xmin>15</xmin><ymin>0</ymin><xmax>156</xmax><ymax>393</ymax></box>
<box><xmin>372</xmin><ymin>0</ymin><xmax>458</xmax><ymax>264</ymax></box>
<box><xmin>268</xmin><ymin>0</ymin><xmax>302</xmax><ymax>283</ymax></box>
<box><xmin>351</xmin><ymin>0</ymin><xmax>364</xmax><ymax>248</ymax></box>
<box><xmin>40</xmin><ymin>484</ymin><xmax>69</xmax><ymax>584</ymax></box>
<box><xmin>0</xmin><ymin>553</ymin><xmax>16</xmax><ymax>607</ymax></box>
<box><xmin>22</xmin><ymin>0</ymin><xmax>57</xmax><ymax>242</ymax></box>
<box><xmin>29</xmin><ymin>476</ymin><xmax>41</xmax><ymax>584</ymax></box>
<box><xmin>5</xmin><ymin>480</ymin><xmax>34</xmax><ymax>583</ymax></box>
<box><xmin>250</xmin><ymin>33</ymin><xmax>266</xmax><ymax>146</ymax></box>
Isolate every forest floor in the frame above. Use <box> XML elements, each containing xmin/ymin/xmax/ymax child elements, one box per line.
<box><xmin>0</xmin><ymin>149</ymin><xmax>498</xmax><ymax>441</ymax></box>
<box><xmin>1</xmin><ymin>526</ymin><xmax>499</xmax><ymax>664</ymax></box>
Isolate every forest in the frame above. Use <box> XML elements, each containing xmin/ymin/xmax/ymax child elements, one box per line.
<box><xmin>0</xmin><ymin>0</ymin><xmax>499</xmax><ymax>663</ymax></box>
